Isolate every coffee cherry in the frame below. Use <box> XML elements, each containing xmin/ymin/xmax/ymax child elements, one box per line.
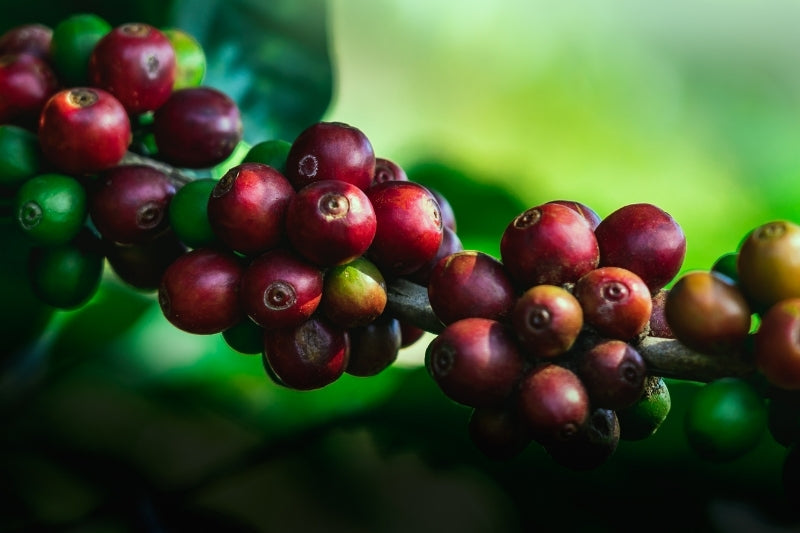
<box><xmin>162</xmin><ymin>28</ymin><xmax>206</xmax><ymax>90</ymax></box>
<box><xmin>14</xmin><ymin>173</ymin><xmax>86</xmax><ymax>245</ymax></box>
<box><xmin>239</xmin><ymin>248</ymin><xmax>323</xmax><ymax>330</ymax></box>
<box><xmin>345</xmin><ymin>314</ymin><xmax>402</xmax><ymax>377</ymax></box>
<box><xmin>712</xmin><ymin>251</ymin><xmax>739</xmax><ymax>284</ymax></box>
<box><xmin>511</xmin><ymin>284</ymin><xmax>583</xmax><ymax>359</ymax></box>
<box><xmin>366</xmin><ymin>180</ymin><xmax>443</xmax><ymax>277</ymax></box>
<box><xmin>285</xmin><ymin>121</ymin><xmax>375</xmax><ymax>191</ymax></box>
<box><xmin>242</xmin><ymin>139</ymin><xmax>291</xmax><ymax>174</ymax></box>
<box><xmin>206</xmin><ymin>162</ymin><xmax>295</xmax><ymax>256</ymax></box>
<box><xmin>263</xmin><ymin>315</ymin><xmax>349</xmax><ymax>390</ymax></box>
<box><xmin>88</xmin><ymin>164</ymin><xmax>176</xmax><ymax>245</ymax></box>
<box><xmin>755</xmin><ymin>298</ymin><xmax>800</xmax><ymax>390</ymax></box>
<box><xmin>429</xmin><ymin>188</ymin><xmax>457</xmax><ymax>233</ymax></box>
<box><xmin>167</xmin><ymin>178</ymin><xmax>218</xmax><ymax>249</ymax></box>
<box><xmin>406</xmin><ymin>226</ymin><xmax>464</xmax><ymax>286</ymax></box>
<box><xmin>577</xmin><ymin>339</ymin><xmax>646</xmax><ymax>410</ymax></box>
<box><xmin>0</xmin><ymin>23</ymin><xmax>52</xmax><ymax>61</ymax></box>
<box><xmin>737</xmin><ymin>220</ymin><xmax>800</xmax><ymax>310</ymax></box>
<box><xmin>0</xmin><ymin>125</ymin><xmax>42</xmax><ymax>187</ymax></box>
<box><xmin>544</xmin><ymin>407</ymin><xmax>620</xmax><ymax>470</ymax></box>
<box><xmin>38</xmin><ymin>87</ymin><xmax>131</xmax><ymax>175</ymax></box>
<box><xmin>372</xmin><ymin>157</ymin><xmax>408</xmax><ymax>185</ymax></box>
<box><xmin>664</xmin><ymin>271</ymin><xmax>751</xmax><ymax>356</ymax></box>
<box><xmin>516</xmin><ymin>363</ymin><xmax>590</xmax><ymax>446</ymax></box>
<box><xmin>427</xmin><ymin>250</ymin><xmax>517</xmax><ymax>325</ymax></box>
<box><xmin>158</xmin><ymin>247</ymin><xmax>245</xmax><ymax>335</ymax></box>
<box><xmin>500</xmin><ymin>202</ymin><xmax>599</xmax><ymax>289</ymax></box>
<box><xmin>152</xmin><ymin>86</ymin><xmax>243</xmax><ymax>168</ymax></box>
<box><xmin>103</xmin><ymin>229</ymin><xmax>186</xmax><ymax>291</ymax></box>
<box><xmin>648</xmin><ymin>288</ymin><xmax>674</xmax><ymax>338</ymax></box>
<box><xmin>594</xmin><ymin>202</ymin><xmax>686</xmax><ymax>293</ymax></box>
<box><xmin>27</xmin><ymin>227</ymin><xmax>104</xmax><ymax>309</ymax></box>
<box><xmin>544</xmin><ymin>199</ymin><xmax>602</xmax><ymax>230</ymax></box>
<box><xmin>320</xmin><ymin>256</ymin><xmax>386</xmax><ymax>329</ymax></box>
<box><xmin>573</xmin><ymin>266</ymin><xmax>652</xmax><ymax>341</ymax></box>
<box><xmin>0</xmin><ymin>53</ymin><xmax>59</xmax><ymax>129</ymax></box>
<box><xmin>425</xmin><ymin>317</ymin><xmax>525</xmax><ymax>408</ymax></box>
<box><xmin>89</xmin><ymin>23</ymin><xmax>176</xmax><ymax>114</ymax></box>
<box><xmin>49</xmin><ymin>13</ymin><xmax>111</xmax><ymax>86</ymax></box>
<box><xmin>616</xmin><ymin>375</ymin><xmax>671</xmax><ymax>441</ymax></box>
<box><xmin>468</xmin><ymin>406</ymin><xmax>533</xmax><ymax>461</ymax></box>
<box><xmin>286</xmin><ymin>179</ymin><xmax>377</xmax><ymax>267</ymax></box>
<box><xmin>684</xmin><ymin>377</ymin><xmax>766</xmax><ymax>462</ymax></box>
<box><xmin>400</xmin><ymin>321</ymin><xmax>426</xmax><ymax>348</ymax></box>
<box><xmin>222</xmin><ymin>319</ymin><xmax>265</xmax><ymax>355</ymax></box>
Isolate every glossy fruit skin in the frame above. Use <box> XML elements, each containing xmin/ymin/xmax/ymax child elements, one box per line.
<box><xmin>345</xmin><ymin>315</ymin><xmax>401</xmax><ymax>377</ymax></box>
<box><xmin>89</xmin><ymin>23</ymin><xmax>176</xmax><ymax>114</ymax></box>
<box><xmin>429</xmin><ymin>188</ymin><xmax>457</xmax><ymax>233</ymax></box>
<box><xmin>366</xmin><ymin>180</ymin><xmax>443</xmax><ymax>277</ymax></box>
<box><xmin>206</xmin><ymin>162</ymin><xmax>295</xmax><ymax>256</ymax></box>
<box><xmin>49</xmin><ymin>14</ymin><xmax>111</xmax><ymax>86</ymax></box>
<box><xmin>427</xmin><ymin>250</ymin><xmax>517</xmax><ymax>325</ymax></box>
<box><xmin>286</xmin><ymin>179</ymin><xmax>377</xmax><ymax>267</ymax></box>
<box><xmin>577</xmin><ymin>340</ymin><xmax>646</xmax><ymax>410</ymax></box>
<box><xmin>38</xmin><ymin>87</ymin><xmax>131</xmax><ymax>175</ymax></box>
<box><xmin>684</xmin><ymin>377</ymin><xmax>766</xmax><ymax>462</ymax></box>
<box><xmin>616</xmin><ymin>375</ymin><xmax>671</xmax><ymax>441</ymax></box>
<box><xmin>162</xmin><ymin>28</ymin><xmax>206</xmax><ymax>89</ymax></box>
<box><xmin>755</xmin><ymin>298</ymin><xmax>800</xmax><ymax>390</ymax></box>
<box><xmin>511</xmin><ymin>284</ymin><xmax>583</xmax><ymax>359</ymax></box>
<box><xmin>516</xmin><ymin>363</ymin><xmax>590</xmax><ymax>446</ymax></box>
<box><xmin>500</xmin><ymin>203</ymin><xmax>599</xmax><ymax>290</ymax></box>
<box><xmin>595</xmin><ymin>203</ymin><xmax>686</xmax><ymax>293</ymax></box>
<box><xmin>14</xmin><ymin>173</ymin><xmax>86</xmax><ymax>246</ymax></box>
<box><xmin>27</xmin><ymin>227</ymin><xmax>104</xmax><ymax>309</ymax></box>
<box><xmin>242</xmin><ymin>139</ymin><xmax>291</xmax><ymax>174</ymax></box>
<box><xmin>0</xmin><ymin>23</ymin><xmax>52</xmax><ymax>61</ymax></box>
<box><xmin>0</xmin><ymin>125</ymin><xmax>42</xmax><ymax>188</ymax></box>
<box><xmin>158</xmin><ymin>247</ymin><xmax>245</xmax><ymax>335</ymax></box>
<box><xmin>320</xmin><ymin>256</ymin><xmax>387</xmax><ymax>329</ymax></box>
<box><xmin>737</xmin><ymin>220</ymin><xmax>800</xmax><ymax>310</ymax></box>
<box><xmin>406</xmin><ymin>226</ymin><xmax>464</xmax><ymax>286</ymax></box>
<box><xmin>285</xmin><ymin>121</ymin><xmax>375</xmax><ymax>191</ymax></box>
<box><xmin>425</xmin><ymin>317</ymin><xmax>525</xmax><ymax>408</ymax></box>
<box><xmin>0</xmin><ymin>53</ymin><xmax>59</xmax><ymax>129</ymax></box>
<box><xmin>573</xmin><ymin>266</ymin><xmax>652</xmax><ymax>341</ymax></box>
<box><xmin>468</xmin><ymin>406</ymin><xmax>533</xmax><ymax>461</ymax></box>
<box><xmin>544</xmin><ymin>199</ymin><xmax>602</xmax><ymax>230</ymax></box>
<box><xmin>88</xmin><ymin>164</ymin><xmax>176</xmax><ymax>245</ymax></box>
<box><xmin>664</xmin><ymin>271</ymin><xmax>751</xmax><ymax>356</ymax></box>
<box><xmin>544</xmin><ymin>407</ymin><xmax>620</xmax><ymax>470</ymax></box>
<box><xmin>239</xmin><ymin>248</ymin><xmax>323</xmax><ymax>330</ymax></box>
<box><xmin>153</xmin><ymin>87</ymin><xmax>243</xmax><ymax>168</ymax></box>
<box><xmin>263</xmin><ymin>315</ymin><xmax>349</xmax><ymax>390</ymax></box>
<box><xmin>103</xmin><ymin>229</ymin><xmax>186</xmax><ymax>291</ymax></box>
<box><xmin>372</xmin><ymin>157</ymin><xmax>408</xmax><ymax>185</ymax></box>
<box><xmin>167</xmin><ymin>178</ymin><xmax>218</xmax><ymax>249</ymax></box>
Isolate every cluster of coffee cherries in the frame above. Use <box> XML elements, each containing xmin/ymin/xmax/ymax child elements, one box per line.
<box><xmin>424</xmin><ymin>201</ymin><xmax>684</xmax><ymax>469</ymax></box>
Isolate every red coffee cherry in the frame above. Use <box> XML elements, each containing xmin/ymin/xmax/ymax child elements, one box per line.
<box><xmin>755</xmin><ymin>298</ymin><xmax>800</xmax><ymax>390</ymax></box>
<box><xmin>574</xmin><ymin>266</ymin><xmax>652</xmax><ymax>341</ymax></box>
<box><xmin>0</xmin><ymin>23</ymin><xmax>52</xmax><ymax>61</ymax></box>
<box><xmin>0</xmin><ymin>53</ymin><xmax>59</xmax><ymax>128</ymax></box>
<box><xmin>345</xmin><ymin>315</ymin><xmax>402</xmax><ymax>377</ymax></box>
<box><xmin>544</xmin><ymin>199</ymin><xmax>602</xmax><ymax>230</ymax></box>
<box><xmin>511</xmin><ymin>284</ymin><xmax>583</xmax><ymax>359</ymax></box>
<box><xmin>372</xmin><ymin>157</ymin><xmax>408</xmax><ymax>185</ymax></box>
<box><xmin>576</xmin><ymin>339</ymin><xmax>646</xmax><ymax>410</ymax></box>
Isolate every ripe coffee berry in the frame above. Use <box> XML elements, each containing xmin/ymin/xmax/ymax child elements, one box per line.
<box><xmin>500</xmin><ymin>202</ymin><xmax>599</xmax><ymax>289</ymax></box>
<box><xmin>153</xmin><ymin>86</ymin><xmax>243</xmax><ymax>168</ymax></box>
<box><xmin>88</xmin><ymin>164</ymin><xmax>176</xmax><ymax>245</ymax></box>
<box><xmin>158</xmin><ymin>247</ymin><xmax>245</xmax><ymax>335</ymax></box>
<box><xmin>38</xmin><ymin>87</ymin><xmax>131</xmax><ymax>175</ymax></box>
<box><xmin>89</xmin><ymin>23</ymin><xmax>176</xmax><ymax>114</ymax></box>
<box><xmin>511</xmin><ymin>284</ymin><xmax>583</xmax><ymax>359</ymax></box>
<box><xmin>286</xmin><ymin>179</ymin><xmax>377</xmax><ymax>267</ymax></box>
<box><xmin>207</xmin><ymin>162</ymin><xmax>295</xmax><ymax>256</ymax></box>
<box><xmin>576</xmin><ymin>339</ymin><xmax>646</xmax><ymax>410</ymax></box>
<box><xmin>406</xmin><ymin>226</ymin><xmax>464</xmax><ymax>286</ymax></box>
<box><xmin>574</xmin><ymin>266</ymin><xmax>652</xmax><ymax>341</ymax></box>
<box><xmin>345</xmin><ymin>315</ymin><xmax>402</xmax><ymax>377</ymax></box>
<box><xmin>366</xmin><ymin>180</ymin><xmax>443</xmax><ymax>277</ymax></box>
<box><xmin>545</xmin><ymin>199</ymin><xmax>602</xmax><ymax>230</ymax></box>
<box><xmin>103</xmin><ymin>230</ymin><xmax>186</xmax><ymax>291</ymax></box>
<box><xmin>754</xmin><ymin>298</ymin><xmax>800</xmax><ymax>390</ymax></box>
<box><xmin>0</xmin><ymin>53</ymin><xmax>58</xmax><ymax>128</ymax></box>
<box><xmin>0</xmin><ymin>23</ymin><xmax>52</xmax><ymax>60</ymax></box>
<box><xmin>285</xmin><ymin>121</ymin><xmax>375</xmax><ymax>191</ymax></box>
<box><xmin>372</xmin><ymin>157</ymin><xmax>408</xmax><ymax>185</ymax></box>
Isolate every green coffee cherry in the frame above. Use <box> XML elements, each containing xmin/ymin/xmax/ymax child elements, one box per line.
<box><xmin>321</xmin><ymin>256</ymin><xmax>387</xmax><ymax>328</ymax></box>
<box><xmin>50</xmin><ymin>13</ymin><xmax>112</xmax><ymax>86</ymax></box>
<box><xmin>711</xmin><ymin>251</ymin><xmax>739</xmax><ymax>285</ymax></box>
<box><xmin>162</xmin><ymin>28</ymin><xmax>206</xmax><ymax>89</ymax></box>
<box><xmin>168</xmin><ymin>178</ymin><xmax>218</xmax><ymax>249</ymax></box>
<box><xmin>0</xmin><ymin>125</ymin><xmax>43</xmax><ymax>188</ymax></box>
<box><xmin>242</xmin><ymin>139</ymin><xmax>291</xmax><ymax>175</ymax></box>
<box><xmin>617</xmin><ymin>376</ymin><xmax>671</xmax><ymax>441</ymax></box>
<box><xmin>222</xmin><ymin>319</ymin><xmax>264</xmax><ymax>355</ymax></box>
<box><xmin>14</xmin><ymin>173</ymin><xmax>87</xmax><ymax>245</ymax></box>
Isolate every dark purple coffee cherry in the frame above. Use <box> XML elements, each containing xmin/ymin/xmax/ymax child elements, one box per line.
<box><xmin>207</xmin><ymin>162</ymin><xmax>295</xmax><ymax>256</ymax></box>
<box><xmin>239</xmin><ymin>248</ymin><xmax>323</xmax><ymax>330</ymax></box>
<box><xmin>425</xmin><ymin>317</ymin><xmax>525</xmax><ymax>408</ymax></box>
<box><xmin>545</xmin><ymin>199</ymin><xmax>602</xmax><ymax>230</ymax></box>
<box><xmin>158</xmin><ymin>247</ymin><xmax>245</xmax><ymax>334</ymax></box>
<box><xmin>286</xmin><ymin>179</ymin><xmax>376</xmax><ymax>267</ymax></box>
<box><xmin>366</xmin><ymin>180</ymin><xmax>443</xmax><ymax>277</ymax></box>
<box><xmin>516</xmin><ymin>363</ymin><xmax>590</xmax><ymax>446</ymax></box>
<box><xmin>152</xmin><ymin>86</ymin><xmax>243</xmax><ymax>168</ymax></box>
<box><xmin>468</xmin><ymin>406</ymin><xmax>533</xmax><ymax>461</ymax></box>
<box><xmin>88</xmin><ymin>164</ymin><xmax>176</xmax><ymax>245</ymax></box>
<box><xmin>345</xmin><ymin>314</ymin><xmax>402</xmax><ymax>377</ymax></box>
<box><xmin>577</xmin><ymin>339</ymin><xmax>646</xmax><ymax>410</ymax></box>
<box><xmin>594</xmin><ymin>203</ymin><xmax>686</xmax><ymax>293</ymax></box>
<box><xmin>372</xmin><ymin>157</ymin><xmax>408</xmax><ymax>185</ymax></box>
<box><xmin>427</xmin><ymin>250</ymin><xmax>517</xmax><ymax>325</ymax></box>
<box><xmin>286</xmin><ymin>121</ymin><xmax>375</xmax><ymax>191</ymax></box>
<box><xmin>500</xmin><ymin>202</ymin><xmax>599</xmax><ymax>290</ymax></box>
<box><xmin>103</xmin><ymin>229</ymin><xmax>187</xmax><ymax>291</ymax></box>
<box><xmin>573</xmin><ymin>266</ymin><xmax>652</xmax><ymax>341</ymax></box>
<box><xmin>544</xmin><ymin>407</ymin><xmax>620</xmax><ymax>470</ymax></box>
<box><xmin>263</xmin><ymin>315</ymin><xmax>349</xmax><ymax>390</ymax></box>
<box><xmin>400</xmin><ymin>321</ymin><xmax>426</xmax><ymax>348</ymax></box>
<box><xmin>0</xmin><ymin>23</ymin><xmax>52</xmax><ymax>61</ymax></box>
<box><xmin>406</xmin><ymin>226</ymin><xmax>464</xmax><ymax>286</ymax></box>
<box><xmin>0</xmin><ymin>53</ymin><xmax>58</xmax><ymax>129</ymax></box>
<box><xmin>511</xmin><ymin>284</ymin><xmax>583</xmax><ymax>359</ymax></box>
<box><xmin>320</xmin><ymin>256</ymin><xmax>386</xmax><ymax>329</ymax></box>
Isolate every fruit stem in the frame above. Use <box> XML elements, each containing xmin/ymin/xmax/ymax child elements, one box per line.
<box><xmin>386</xmin><ymin>278</ymin><xmax>757</xmax><ymax>383</ymax></box>
<box><xmin>119</xmin><ymin>151</ymin><xmax>196</xmax><ymax>186</ymax></box>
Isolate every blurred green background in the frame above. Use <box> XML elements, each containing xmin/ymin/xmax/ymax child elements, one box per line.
<box><xmin>3</xmin><ymin>0</ymin><xmax>800</xmax><ymax>531</ymax></box>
